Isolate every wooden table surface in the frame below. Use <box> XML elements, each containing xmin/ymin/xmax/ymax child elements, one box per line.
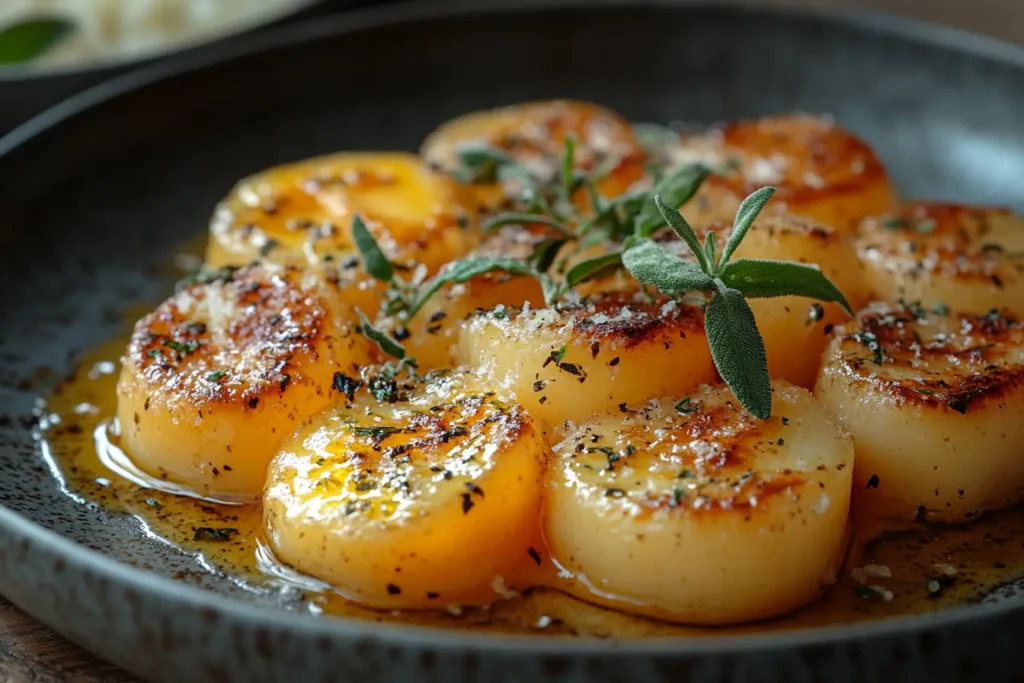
<box><xmin>1</xmin><ymin>0</ymin><xmax>1020</xmax><ymax>681</ymax></box>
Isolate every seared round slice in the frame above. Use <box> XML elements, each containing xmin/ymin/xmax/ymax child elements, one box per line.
<box><xmin>570</xmin><ymin>211</ymin><xmax>867</xmax><ymax>388</ymax></box>
<box><xmin>672</xmin><ymin>113</ymin><xmax>897</xmax><ymax>233</ymax></box>
<box><xmin>421</xmin><ymin>99</ymin><xmax>645</xmax><ymax>210</ymax></box>
<box><xmin>264</xmin><ymin>369</ymin><xmax>547</xmax><ymax>609</ymax></box>
<box><xmin>856</xmin><ymin>202</ymin><xmax>1024</xmax><ymax>315</ymax></box>
<box><xmin>815</xmin><ymin>303</ymin><xmax>1024</xmax><ymax>522</ymax></box>
<box><xmin>721</xmin><ymin>211</ymin><xmax>867</xmax><ymax>387</ymax></box>
<box><xmin>206</xmin><ymin>152</ymin><xmax>476</xmax><ymax>272</ymax></box>
<box><xmin>116</xmin><ymin>264</ymin><xmax>375</xmax><ymax>499</ymax></box>
<box><xmin>545</xmin><ymin>381</ymin><xmax>853</xmax><ymax>625</ymax></box>
<box><xmin>460</xmin><ymin>292</ymin><xmax>716</xmax><ymax>428</ymax></box>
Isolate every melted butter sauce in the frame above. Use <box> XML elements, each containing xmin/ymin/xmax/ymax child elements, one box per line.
<box><xmin>39</xmin><ymin>335</ymin><xmax>1024</xmax><ymax>637</ymax></box>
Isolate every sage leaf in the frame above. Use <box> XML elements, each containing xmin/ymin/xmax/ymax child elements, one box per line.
<box><xmin>718</xmin><ymin>186</ymin><xmax>776</xmax><ymax>266</ymax></box>
<box><xmin>704</xmin><ymin>287</ymin><xmax>772</xmax><ymax>419</ymax></box>
<box><xmin>703</xmin><ymin>230</ymin><xmax>717</xmax><ymax>270</ymax></box>
<box><xmin>528</xmin><ymin>238</ymin><xmax>567</xmax><ymax>273</ymax></box>
<box><xmin>622</xmin><ymin>241</ymin><xmax>715</xmax><ymax>294</ymax></box>
<box><xmin>408</xmin><ymin>257</ymin><xmax>537</xmax><ymax>317</ymax></box>
<box><xmin>454</xmin><ymin>143</ymin><xmax>513</xmax><ymax>184</ymax></box>
<box><xmin>357</xmin><ymin>310</ymin><xmax>406</xmax><ymax>361</ymax></box>
<box><xmin>0</xmin><ymin>17</ymin><xmax>74</xmax><ymax>65</ymax></box>
<box><xmin>351</xmin><ymin>215</ymin><xmax>393</xmax><ymax>284</ymax></box>
<box><xmin>653</xmin><ymin>195</ymin><xmax>711</xmax><ymax>273</ymax></box>
<box><xmin>720</xmin><ymin>258</ymin><xmax>853</xmax><ymax>315</ymax></box>
<box><xmin>561</xmin><ymin>134</ymin><xmax>576</xmax><ymax>192</ymax></box>
<box><xmin>564</xmin><ymin>252</ymin><xmax>622</xmax><ymax>289</ymax></box>
<box><xmin>482</xmin><ymin>212</ymin><xmax>574</xmax><ymax>238</ymax></box>
<box><xmin>634</xmin><ymin>164</ymin><xmax>710</xmax><ymax>238</ymax></box>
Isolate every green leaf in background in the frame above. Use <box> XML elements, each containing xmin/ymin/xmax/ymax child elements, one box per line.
<box><xmin>720</xmin><ymin>258</ymin><xmax>853</xmax><ymax>315</ymax></box>
<box><xmin>408</xmin><ymin>257</ymin><xmax>537</xmax><ymax>317</ymax></box>
<box><xmin>0</xmin><ymin>17</ymin><xmax>75</xmax><ymax>65</ymax></box>
<box><xmin>528</xmin><ymin>238</ymin><xmax>567</xmax><ymax>273</ymax></box>
<box><xmin>564</xmin><ymin>252</ymin><xmax>622</xmax><ymax>289</ymax></box>
<box><xmin>633</xmin><ymin>164</ymin><xmax>710</xmax><ymax>238</ymax></box>
<box><xmin>452</xmin><ymin>143</ymin><xmax>515</xmax><ymax>184</ymax></box>
<box><xmin>357</xmin><ymin>310</ymin><xmax>407</xmax><ymax>361</ymax></box>
<box><xmin>652</xmin><ymin>195</ymin><xmax>711</xmax><ymax>273</ymax></box>
<box><xmin>622</xmin><ymin>241</ymin><xmax>715</xmax><ymax>295</ymax></box>
<box><xmin>704</xmin><ymin>287</ymin><xmax>772</xmax><ymax>419</ymax></box>
<box><xmin>718</xmin><ymin>186</ymin><xmax>776</xmax><ymax>265</ymax></box>
<box><xmin>351</xmin><ymin>215</ymin><xmax>394</xmax><ymax>284</ymax></box>
<box><xmin>482</xmin><ymin>212</ymin><xmax>574</xmax><ymax>237</ymax></box>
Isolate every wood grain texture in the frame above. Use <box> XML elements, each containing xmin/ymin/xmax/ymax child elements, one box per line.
<box><xmin>0</xmin><ymin>0</ymin><xmax>1018</xmax><ymax>680</ymax></box>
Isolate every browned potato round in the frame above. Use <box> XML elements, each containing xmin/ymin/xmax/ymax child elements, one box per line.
<box><xmin>673</xmin><ymin>114</ymin><xmax>897</xmax><ymax>233</ymax></box>
<box><xmin>207</xmin><ymin>152</ymin><xmax>477</xmax><ymax>273</ymax></box>
<box><xmin>421</xmin><ymin>100</ymin><xmax>646</xmax><ymax>211</ymax></box>
<box><xmin>815</xmin><ymin>303</ymin><xmax>1024</xmax><ymax>523</ymax></box>
<box><xmin>856</xmin><ymin>202</ymin><xmax>1024</xmax><ymax>315</ymax></box>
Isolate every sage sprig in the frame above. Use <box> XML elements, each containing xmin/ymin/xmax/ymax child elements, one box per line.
<box><xmin>622</xmin><ymin>188</ymin><xmax>852</xmax><ymax>419</ymax></box>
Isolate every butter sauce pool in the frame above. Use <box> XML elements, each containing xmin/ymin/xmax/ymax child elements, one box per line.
<box><xmin>36</xmin><ymin>334</ymin><xmax>1024</xmax><ymax>637</ymax></box>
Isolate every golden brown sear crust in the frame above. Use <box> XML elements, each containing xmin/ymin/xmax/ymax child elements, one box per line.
<box><xmin>125</xmin><ymin>265</ymin><xmax>335</xmax><ymax>406</ymax></box>
<box><xmin>562</xmin><ymin>292</ymin><xmax>706</xmax><ymax>349</ymax></box>
<box><xmin>856</xmin><ymin>201</ymin><xmax>1023</xmax><ymax>284</ymax></box>
<box><xmin>709</xmin><ymin>114</ymin><xmax>887</xmax><ymax>202</ymax></box>
<box><xmin>559</xmin><ymin>398</ymin><xmax>805</xmax><ymax>515</ymax></box>
<box><xmin>830</xmin><ymin>303</ymin><xmax>1024</xmax><ymax>413</ymax></box>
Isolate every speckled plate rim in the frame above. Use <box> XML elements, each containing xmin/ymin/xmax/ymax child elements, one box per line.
<box><xmin>2</xmin><ymin>0</ymin><xmax>1024</xmax><ymax>656</ymax></box>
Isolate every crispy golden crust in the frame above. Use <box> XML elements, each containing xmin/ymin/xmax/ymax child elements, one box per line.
<box><xmin>208</xmin><ymin>153</ymin><xmax>476</xmax><ymax>271</ymax></box>
<box><xmin>273</xmin><ymin>371</ymin><xmax>535</xmax><ymax>522</ymax></box>
<box><xmin>827</xmin><ymin>303</ymin><xmax>1024</xmax><ymax>413</ymax></box>
<box><xmin>555</xmin><ymin>392</ymin><xmax>810</xmax><ymax>516</ymax></box>
<box><xmin>422</xmin><ymin>100</ymin><xmax>646</xmax><ymax>208</ymax></box>
<box><xmin>710</xmin><ymin>114</ymin><xmax>887</xmax><ymax>202</ymax></box>
<box><xmin>566</xmin><ymin>292</ymin><xmax>705</xmax><ymax>349</ymax></box>
<box><xmin>125</xmin><ymin>265</ymin><xmax>356</xmax><ymax>406</ymax></box>
<box><xmin>856</xmin><ymin>202</ymin><xmax>1024</xmax><ymax>285</ymax></box>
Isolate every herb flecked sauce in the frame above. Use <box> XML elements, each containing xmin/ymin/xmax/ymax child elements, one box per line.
<box><xmin>37</xmin><ymin>331</ymin><xmax>1024</xmax><ymax>637</ymax></box>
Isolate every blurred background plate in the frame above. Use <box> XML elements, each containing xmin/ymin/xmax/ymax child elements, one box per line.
<box><xmin>0</xmin><ymin>0</ymin><xmax>401</xmax><ymax>132</ymax></box>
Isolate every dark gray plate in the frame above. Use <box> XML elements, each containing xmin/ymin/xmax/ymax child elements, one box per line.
<box><xmin>1</xmin><ymin>1</ymin><xmax>1023</xmax><ymax>681</ymax></box>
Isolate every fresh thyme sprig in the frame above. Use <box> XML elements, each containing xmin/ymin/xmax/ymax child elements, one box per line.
<box><xmin>621</xmin><ymin>190</ymin><xmax>852</xmax><ymax>419</ymax></box>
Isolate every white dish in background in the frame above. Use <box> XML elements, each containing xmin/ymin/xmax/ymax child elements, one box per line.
<box><xmin>0</xmin><ymin>0</ymin><xmax>319</xmax><ymax>74</ymax></box>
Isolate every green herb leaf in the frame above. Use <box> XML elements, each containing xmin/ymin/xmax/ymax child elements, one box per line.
<box><xmin>561</xmin><ymin>134</ymin><xmax>577</xmax><ymax>193</ymax></box>
<box><xmin>622</xmin><ymin>240</ymin><xmax>715</xmax><ymax>295</ymax></box>
<box><xmin>482</xmin><ymin>212</ymin><xmax>574</xmax><ymax>238</ymax></box>
<box><xmin>564</xmin><ymin>252</ymin><xmax>622</xmax><ymax>289</ymax></box>
<box><xmin>634</xmin><ymin>164</ymin><xmax>710</xmax><ymax>238</ymax></box>
<box><xmin>356</xmin><ymin>310</ymin><xmax>406</xmax><ymax>360</ymax></box>
<box><xmin>409</xmin><ymin>257</ymin><xmax>537</xmax><ymax>317</ymax></box>
<box><xmin>632</xmin><ymin>122</ymin><xmax>680</xmax><ymax>155</ymax></box>
<box><xmin>528</xmin><ymin>238</ymin><xmax>567</xmax><ymax>273</ymax></box>
<box><xmin>652</xmin><ymin>195</ymin><xmax>711</xmax><ymax>273</ymax></box>
<box><xmin>719</xmin><ymin>258</ymin><xmax>852</xmax><ymax>315</ymax></box>
<box><xmin>674</xmin><ymin>397</ymin><xmax>695</xmax><ymax>414</ymax></box>
<box><xmin>453</xmin><ymin>143</ymin><xmax>514</xmax><ymax>184</ymax></box>
<box><xmin>704</xmin><ymin>287</ymin><xmax>771</xmax><ymax>419</ymax></box>
<box><xmin>703</xmin><ymin>229</ymin><xmax>718</xmax><ymax>269</ymax></box>
<box><xmin>205</xmin><ymin>370</ymin><xmax>227</xmax><ymax>383</ymax></box>
<box><xmin>718</xmin><ymin>186</ymin><xmax>776</xmax><ymax>266</ymax></box>
<box><xmin>0</xmin><ymin>17</ymin><xmax>74</xmax><ymax>65</ymax></box>
<box><xmin>351</xmin><ymin>215</ymin><xmax>393</xmax><ymax>283</ymax></box>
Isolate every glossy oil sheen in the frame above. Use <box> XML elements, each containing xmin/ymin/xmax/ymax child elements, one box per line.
<box><xmin>0</xmin><ymin>2</ymin><xmax>1023</xmax><ymax>681</ymax></box>
<box><xmin>38</xmin><ymin>335</ymin><xmax>1024</xmax><ymax>636</ymax></box>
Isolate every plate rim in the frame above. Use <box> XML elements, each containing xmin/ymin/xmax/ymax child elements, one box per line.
<box><xmin>2</xmin><ymin>0</ymin><xmax>1024</xmax><ymax>655</ymax></box>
